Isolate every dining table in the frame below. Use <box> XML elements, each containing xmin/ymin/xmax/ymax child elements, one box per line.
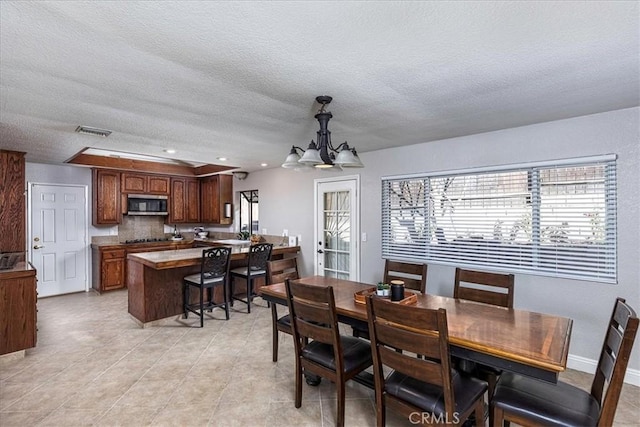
<box><xmin>259</xmin><ymin>275</ymin><xmax>573</xmax><ymax>385</ymax></box>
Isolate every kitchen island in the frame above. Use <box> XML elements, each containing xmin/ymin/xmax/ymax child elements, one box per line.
<box><xmin>127</xmin><ymin>245</ymin><xmax>299</xmax><ymax>326</ymax></box>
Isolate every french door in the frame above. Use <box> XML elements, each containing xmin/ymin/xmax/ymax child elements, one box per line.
<box><xmin>314</xmin><ymin>176</ymin><xmax>360</xmax><ymax>281</ymax></box>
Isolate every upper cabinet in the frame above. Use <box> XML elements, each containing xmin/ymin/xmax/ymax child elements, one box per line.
<box><xmin>169</xmin><ymin>177</ymin><xmax>200</xmax><ymax>223</ymax></box>
<box><xmin>92</xmin><ymin>170</ymin><xmax>232</xmax><ymax>225</ymax></box>
<box><xmin>0</xmin><ymin>150</ymin><xmax>26</xmax><ymax>252</ymax></box>
<box><xmin>201</xmin><ymin>174</ymin><xmax>233</xmax><ymax>225</ymax></box>
<box><xmin>121</xmin><ymin>173</ymin><xmax>170</xmax><ymax>195</ymax></box>
<box><xmin>93</xmin><ymin>169</ymin><xmax>121</xmax><ymax>225</ymax></box>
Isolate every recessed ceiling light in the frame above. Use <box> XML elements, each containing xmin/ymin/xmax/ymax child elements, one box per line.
<box><xmin>164</xmin><ymin>149</ymin><xmax>176</xmax><ymax>154</ymax></box>
<box><xmin>261</xmin><ymin>163</ymin><xmax>268</xmax><ymax>167</ymax></box>
<box><xmin>217</xmin><ymin>157</ymin><xmax>227</xmax><ymax>161</ymax></box>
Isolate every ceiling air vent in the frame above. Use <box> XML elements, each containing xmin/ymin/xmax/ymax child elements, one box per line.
<box><xmin>75</xmin><ymin>126</ymin><xmax>112</xmax><ymax>137</ymax></box>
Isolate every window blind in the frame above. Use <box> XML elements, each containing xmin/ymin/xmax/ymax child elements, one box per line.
<box><xmin>381</xmin><ymin>156</ymin><xmax>617</xmax><ymax>282</ymax></box>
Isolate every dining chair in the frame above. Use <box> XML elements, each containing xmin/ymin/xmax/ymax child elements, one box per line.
<box><xmin>453</xmin><ymin>266</ymin><xmax>515</xmax><ymax>407</ymax></box>
<box><xmin>230</xmin><ymin>242</ymin><xmax>272</xmax><ymax>313</ymax></box>
<box><xmin>285</xmin><ymin>278</ymin><xmax>373</xmax><ymax>427</ymax></box>
<box><xmin>491</xmin><ymin>297</ymin><xmax>638</xmax><ymax>427</ymax></box>
<box><xmin>365</xmin><ymin>295</ymin><xmax>487</xmax><ymax>427</ymax></box>
<box><xmin>183</xmin><ymin>246</ymin><xmax>232</xmax><ymax>327</ymax></box>
<box><xmin>266</xmin><ymin>257</ymin><xmax>299</xmax><ymax>362</ymax></box>
<box><xmin>384</xmin><ymin>259</ymin><xmax>428</xmax><ymax>294</ymax></box>
<box><xmin>353</xmin><ymin>259</ymin><xmax>429</xmax><ymax>339</ymax></box>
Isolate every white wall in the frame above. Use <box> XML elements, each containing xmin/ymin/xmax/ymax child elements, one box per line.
<box><xmin>25</xmin><ymin>107</ymin><xmax>639</xmax><ymax>381</ymax></box>
<box><xmin>234</xmin><ymin>107</ymin><xmax>640</xmax><ymax>379</ymax></box>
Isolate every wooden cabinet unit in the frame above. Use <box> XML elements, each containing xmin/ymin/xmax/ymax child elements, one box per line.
<box><xmin>169</xmin><ymin>177</ymin><xmax>200</xmax><ymax>223</ymax></box>
<box><xmin>0</xmin><ymin>150</ymin><xmax>26</xmax><ymax>253</ymax></box>
<box><xmin>0</xmin><ymin>263</ymin><xmax>37</xmax><ymax>355</ymax></box>
<box><xmin>92</xmin><ymin>169</ymin><xmax>121</xmax><ymax>225</ymax></box>
<box><xmin>92</xmin><ymin>241</ymin><xmax>194</xmax><ymax>293</ymax></box>
<box><xmin>92</xmin><ymin>247</ymin><xmax>126</xmax><ymax>292</ymax></box>
<box><xmin>121</xmin><ymin>173</ymin><xmax>170</xmax><ymax>195</ymax></box>
<box><xmin>201</xmin><ymin>174</ymin><xmax>233</xmax><ymax>225</ymax></box>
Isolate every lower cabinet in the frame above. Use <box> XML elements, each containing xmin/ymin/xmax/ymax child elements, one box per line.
<box><xmin>92</xmin><ymin>242</ymin><xmax>194</xmax><ymax>293</ymax></box>
<box><xmin>0</xmin><ymin>263</ymin><xmax>37</xmax><ymax>355</ymax></box>
<box><xmin>92</xmin><ymin>247</ymin><xmax>126</xmax><ymax>293</ymax></box>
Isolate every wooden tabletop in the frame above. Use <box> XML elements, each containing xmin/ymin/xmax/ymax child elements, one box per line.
<box><xmin>260</xmin><ymin>276</ymin><xmax>573</xmax><ymax>379</ymax></box>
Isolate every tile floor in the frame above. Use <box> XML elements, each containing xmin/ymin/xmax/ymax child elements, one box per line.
<box><xmin>1</xmin><ymin>290</ymin><xmax>638</xmax><ymax>426</ymax></box>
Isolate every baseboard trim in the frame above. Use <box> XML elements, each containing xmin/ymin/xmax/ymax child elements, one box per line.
<box><xmin>567</xmin><ymin>354</ymin><xmax>640</xmax><ymax>387</ymax></box>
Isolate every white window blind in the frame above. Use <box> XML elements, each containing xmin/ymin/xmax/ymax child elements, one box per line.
<box><xmin>381</xmin><ymin>156</ymin><xmax>617</xmax><ymax>282</ymax></box>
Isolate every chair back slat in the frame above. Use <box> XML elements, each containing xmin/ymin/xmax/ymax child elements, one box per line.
<box><xmin>591</xmin><ymin>297</ymin><xmax>639</xmax><ymax>426</ymax></box>
<box><xmin>374</xmin><ymin>318</ymin><xmax>441</xmax><ymax>360</ymax></box>
<box><xmin>384</xmin><ymin>260</ymin><xmax>428</xmax><ymax>294</ymax></box>
<box><xmin>454</xmin><ymin>267</ymin><xmax>514</xmax><ymax>308</ymax></box>
<box><xmin>378</xmin><ymin>345</ymin><xmax>444</xmax><ymax>385</ymax></box>
<box><xmin>267</xmin><ymin>257</ymin><xmax>299</xmax><ymax>284</ymax></box>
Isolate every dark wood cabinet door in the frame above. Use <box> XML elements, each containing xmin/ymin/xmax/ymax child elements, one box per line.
<box><xmin>200</xmin><ymin>175</ymin><xmax>220</xmax><ymax>223</ymax></box>
<box><xmin>169</xmin><ymin>178</ymin><xmax>187</xmax><ymax>223</ymax></box>
<box><xmin>101</xmin><ymin>250</ymin><xmax>126</xmax><ymax>291</ymax></box>
<box><xmin>170</xmin><ymin>178</ymin><xmax>200</xmax><ymax>223</ymax></box>
<box><xmin>200</xmin><ymin>174</ymin><xmax>233</xmax><ymax>224</ymax></box>
<box><xmin>0</xmin><ymin>150</ymin><xmax>26</xmax><ymax>252</ymax></box>
<box><xmin>185</xmin><ymin>179</ymin><xmax>201</xmax><ymax>223</ymax></box>
<box><xmin>93</xmin><ymin>169</ymin><xmax>121</xmax><ymax>225</ymax></box>
<box><xmin>147</xmin><ymin>175</ymin><xmax>170</xmax><ymax>195</ymax></box>
<box><xmin>121</xmin><ymin>173</ymin><xmax>147</xmax><ymax>193</ymax></box>
<box><xmin>0</xmin><ymin>266</ymin><xmax>37</xmax><ymax>355</ymax></box>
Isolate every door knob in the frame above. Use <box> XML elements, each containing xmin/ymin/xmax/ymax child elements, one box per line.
<box><xmin>33</xmin><ymin>245</ymin><xmax>45</xmax><ymax>249</ymax></box>
<box><xmin>317</xmin><ymin>249</ymin><xmax>324</xmax><ymax>253</ymax></box>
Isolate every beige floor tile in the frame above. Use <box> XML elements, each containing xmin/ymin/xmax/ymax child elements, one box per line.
<box><xmin>94</xmin><ymin>405</ymin><xmax>159</xmax><ymax>426</ymax></box>
<box><xmin>0</xmin><ymin>289</ymin><xmax>637</xmax><ymax>427</ymax></box>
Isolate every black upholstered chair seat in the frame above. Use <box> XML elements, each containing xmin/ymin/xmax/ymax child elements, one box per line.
<box><xmin>301</xmin><ymin>336</ymin><xmax>372</xmax><ymax>373</ymax></box>
<box><xmin>276</xmin><ymin>313</ymin><xmax>291</xmax><ymax>328</ymax></box>
<box><xmin>385</xmin><ymin>369</ymin><xmax>487</xmax><ymax>416</ymax></box>
<box><xmin>493</xmin><ymin>372</ymin><xmax>600</xmax><ymax>427</ymax></box>
<box><xmin>183</xmin><ymin>273</ymin><xmax>225</xmax><ymax>285</ymax></box>
<box><xmin>230</xmin><ymin>266</ymin><xmax>266</xmax><ymax>276</ymax></box>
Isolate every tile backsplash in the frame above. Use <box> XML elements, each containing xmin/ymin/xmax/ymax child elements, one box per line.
<box><xmin>118</xmin><ymin>215</ymin><xmax>166</xmax><ymax>241</ymax></box>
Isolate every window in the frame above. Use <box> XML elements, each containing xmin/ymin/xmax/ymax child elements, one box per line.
<box><xmin>239</xmin><ymin>190</ymin><xmax>259</xmax><ymax>234</ymax></box>
<box><xmin>381</xmin><ymin>155</ymin><xmax>617</xmax><ymax>282</ymax></box>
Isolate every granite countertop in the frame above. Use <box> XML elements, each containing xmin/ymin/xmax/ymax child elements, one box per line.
<box><xmin>128</xmin><ymin>245</ymin><xmax>300</xmax><ymax>270</ymax></box>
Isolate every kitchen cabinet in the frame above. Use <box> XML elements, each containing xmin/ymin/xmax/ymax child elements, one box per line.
<box><xmin>169</xmin><ymin>177</ymin><xmax>200</xmax><ymax>223</ymax></box>
<box><xmin>92</xmin><ymin>247</ymin><xmax>126</xmax><ymax>292</ymax></box>
<box><xmin>92</xmin><ymin>241</ymin><xmax>194</xmax><ymax>293</ymax></box>
<box><xmin>121</xmin><ymin>173</ymin><xmax>170</xmax><ymax>195</ymax></box>
<box><xmin>92</xmin><ymin>169</ymin><xmax>121</xmax><ymax>225</ymax></box>
<box><xmin>0</xmin><ymin>262</ymin><xmax>37</xmax><ymax>355</ymax></box>
<box><xmin>201</xmin><ymin>174</ymin><xmax>233</xmax><ymax>224</ymax></box>
<box><xmin>0</xmin><ymin>150</ymin><xmax>26</xmax><ymax>253</ymax></box>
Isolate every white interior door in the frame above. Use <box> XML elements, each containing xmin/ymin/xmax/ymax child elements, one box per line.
<box><xmin>315</xmin><ymin>176</ymin><xmax>360</xmax><ymax>281</ymax></box>
<box><xmin>29</xmin><ymin>183</ymin><xmax>88</xmax><ymax>297</ymax></box>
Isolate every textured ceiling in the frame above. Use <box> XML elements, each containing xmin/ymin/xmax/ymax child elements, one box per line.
<box><xmin>1</xmin><ymin>1</ymin><xmax>638</xmax><ymax>172</ymax></box>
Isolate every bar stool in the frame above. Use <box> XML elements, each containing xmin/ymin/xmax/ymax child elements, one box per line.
<box><xmin>230</xmin><ymin>242</ymin><xmax>272</xmax><ymax>313</ymax></box>
<box><xmin>183</xmin><ymin>246</ymin><xmax>232</xmax><ymax>327</ymax></box>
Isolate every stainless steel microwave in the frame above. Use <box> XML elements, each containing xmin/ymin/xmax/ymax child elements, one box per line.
<box><xmin>126</xmin><ymin>194</ymin><xmax>168</xmax><ymax>216</ymax></box>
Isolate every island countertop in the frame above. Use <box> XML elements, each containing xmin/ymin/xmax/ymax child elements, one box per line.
<box><xmin>127</xmin><ymin>245</ymin><xmax>300</xmax><ymax>270</ymax></box>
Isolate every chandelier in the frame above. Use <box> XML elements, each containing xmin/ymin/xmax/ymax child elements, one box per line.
<box><xmin>282</xmin><ymin>96</ymin><xmax>364</xmax><ymax>169</ymax></box>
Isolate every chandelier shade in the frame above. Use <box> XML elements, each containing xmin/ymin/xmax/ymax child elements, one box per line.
<box><xmin>282</xmin><ymin>96</ymin><xmax>363</xmax><ymax>170</ymax></box>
